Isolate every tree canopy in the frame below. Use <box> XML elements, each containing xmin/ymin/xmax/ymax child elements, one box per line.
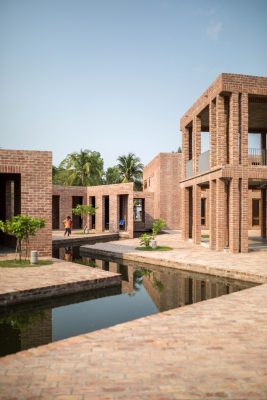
<box><xmin>54</xmin><ymin>149</ymin><xmax>104</xmax><ymax>186</ymax></box>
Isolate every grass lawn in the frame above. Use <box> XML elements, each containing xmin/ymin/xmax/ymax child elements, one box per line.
<box><xmin>0</xmin><ymin>259</ymin><xmax>53</xmax><ymax>268</ymax></box>
<box><xmin>135</xmin><ymin>246</ymin><xmax>173</xmax><ymax>251</ymax></box>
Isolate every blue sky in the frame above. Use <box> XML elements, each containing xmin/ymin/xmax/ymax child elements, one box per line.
<box><xmin>0</xmin><ymin>0</ymin><xmax>266</xmax><ymax>167</ymax></box>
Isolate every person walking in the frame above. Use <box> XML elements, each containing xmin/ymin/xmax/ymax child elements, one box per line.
<box><xmin>63</xmin><ymin>216</ymin><xmax>72</xmax><ymax>237</ymax></box>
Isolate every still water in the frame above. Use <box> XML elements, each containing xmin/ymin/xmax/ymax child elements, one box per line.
<box><xmin>0</xmin><ymin>246</ymin><xmax>256</xmax><ymax>357</ymax></box>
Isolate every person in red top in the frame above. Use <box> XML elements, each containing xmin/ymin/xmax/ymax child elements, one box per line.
<box><xmin>63</xmin><ymin>216</ymin><xmax>72</xmax><ymax>237</ymax></box>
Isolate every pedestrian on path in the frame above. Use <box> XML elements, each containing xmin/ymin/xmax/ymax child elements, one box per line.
<box><xmin>63</xmin><ymin>216</ymin><xmax>72</xmax><ymax>237</ymax></box>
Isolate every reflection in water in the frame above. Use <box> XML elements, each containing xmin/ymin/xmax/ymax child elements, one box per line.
<box><xmin>1</xmin><ymin>247</ymin><xmax>257</xmax><ymax>358</ymax></box>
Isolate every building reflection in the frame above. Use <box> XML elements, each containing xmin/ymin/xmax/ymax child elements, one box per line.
<box><xmin>78</xmin><ymin>254</ymin><xmax>255</xmax><ymax>312</ymax></box>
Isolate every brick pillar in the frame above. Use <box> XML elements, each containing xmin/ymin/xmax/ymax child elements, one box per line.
<box><xmin>193</xmin><ymin>116</ymin><xmax>201</xmax><ymax>175</ymax></box>
<box><xmin>216</xmin><ymin>178</ymin><xmax>226</xmax><ymax>251</ymax></box>
<box><xmin>229</xmin><ymin>177</ymin><xmax>240</xmax><ymax>253</ymax></box>
<box><xmin>128</xmin><ymin>193</ymin><xmax>134</xmax><ymax>238</ymax></box>
<box><xmin>109</xmin><ymin>194</ymin><xmax>119</xmax><ymax>233</ymax></box>
<box><xmin>182</xmin><ymin>127</ymin><xmax>190</xmax><ymax>180</ymax></box>
<box><xmin>229</xmin><ymin>92</ymin><xmax>239</xmax><ymax>165</ymax></box>
<box><xmin>193</xmin><ymin>184</ymin><xmax>201</xmax><ymax>245</ymax></box>
<box><xmin>240</xmin><ymin>176</ymin><xmax>248</xmax><ymax>252</ymax></box>
<box><xmin>95</xmin><ymin>195</ymin><xmax>103</xmax><ymax>233</ymax></box>
<box><xmin>181</xmin><ymin>187</ymin><xmax>189</xmax><ymax>240</ymax></box>
<box><xmin>240</xmin><ymin>93</ymin><xmax>248</xmax><ymax>166</ymax></box>
<box><xmin>261</xmin><ymin>189</ymin><xmax>267</xmax><ymax>239</ymax></box>
<box><xmin>209</xmin><ymin>180</ymin><xmax>216</xmax><ymax>250</ymax></box>
<box><xmin>216</xmin><ymin>94</ymin><xmax>227</xmax><ymax>165</ymax></box>
<box><xmin>209</xmin><ymin>100</ymin><xmax>216</xmax><ymax>168</ymax></box>
<box><xmin>261</xmin><ymin>133</ymin><xmax>266</xmax><ymax>166</ymax></box>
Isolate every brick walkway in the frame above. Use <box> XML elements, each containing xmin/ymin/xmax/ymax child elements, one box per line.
<box><xmin>0</xmin><ymin>283</ymin><xmax>267</xmax><ymax>399</ymax></box>
<box><xmin>81</xmin><ymin>232</ymin><xmax>267</xmax><ymax>283</ymax></box>
<box><xmin>0</xmin><ymin>260</ymin><xmax>121</xmax><ymax>306</ymax></box>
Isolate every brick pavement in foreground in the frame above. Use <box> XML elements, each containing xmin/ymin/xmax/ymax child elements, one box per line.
<box><xmin>0</xmin><ymin>283</ymin><xmax>266</xmax><ymax>399</ymax></box>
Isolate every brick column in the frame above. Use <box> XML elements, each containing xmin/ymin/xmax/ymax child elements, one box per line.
<box><xmin>193</xmin><ymin>116</ymin><xmax>201</xmax><ymax>175</ymax></box>
<box><xmin>229</xmin><ymin>92</ymin><xmax>239</xmax><ymax>165</ymax></box>
<box><xmin>193</xmin><ymin>184</ymin><xmax>201</xmax><ymax>245</ymax></box>
<box><xmin>240</xmin><ymin>176</ymin><xmax>248</xmax><ymax>252</ymax></box>
<box><xmin>109</xmin><ymin>194</ymin><xmax>119</xmax><ymax>233</ymax></box>
<box><xmin>216</xmin><ymin>94</ymin><xmax>227</xmax><ymax>165</ymax></box>
<box><xmin>209</xmin><ymin>100</ymin><xmax>216</xmax><ymax>168</ymax></box>
<box><xmin>128</xmin><ymin>193</ymin><xmax>134</xmax><ymax>238</ymax></box>
<box><xmin>182</xmin><ymin>127</ymin><xmax>190</xmax><ymax>180</ymax></box>
<box><xmin>181</xmin><ymin>187</ymin><xmax>189</xmax><ymax>240</ymax></box>
<box><xmin>216</xmin><ymin>178</ymin><xmax>226</xmax><ymax>251</ymax></box>
<box><xmin>240</xmin><ymin>93</ymin><xmax>248</xmax><ymax>166</ymax></box>
<box><xmin>209</xmin><ymin>180</ymin><xmax>216</xmax><ymax>250</ymax></box>
<box><xmin>95</xmin><ymin>195</ymin><xmax>103</xmax><ymax>233</ymax></box>
<box><xmin>229</xmin><ymin>177</ymin><xmax>240</xmax><ymax>253</ymax></box>
<box><xmin>261</xmin><ymin>189</ymin><xmax>267</xmax><ymax>239</ymax></box>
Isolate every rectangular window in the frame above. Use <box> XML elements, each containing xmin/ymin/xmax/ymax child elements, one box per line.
<box><xmin>252</xmin><ymin>199</ymin><xmax>260</xmax><ymax>226</ymax></box>
<box><xmin>201</xmin><ymin>198</ymin><xmax>206</xmax><ymax>226</ymax></box>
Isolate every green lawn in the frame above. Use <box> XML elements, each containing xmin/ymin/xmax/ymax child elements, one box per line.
<box><xmin>0</xmin><ymin>259</ymin><xmax>53</xmax><ymax>268</ymax></box>
<box><xmin>135</xmin><ymin>246</ymin><xmax>173</xmax><ymax>251</ymax></box>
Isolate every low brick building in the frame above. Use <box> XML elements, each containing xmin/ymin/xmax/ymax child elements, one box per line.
<box><xmin>52</xmin><ymin>183</ymin><xmax>154</xmax><ymax>238</ymax></box>
<box><xmin>180</xmin><ymin>73</ymin><xmax>267</xmax><ymax>253</ymax></box>
<box><xmin>0</xmin><ymin>149</ymin><xmax>52</xmax><ymax>257</ymax></box>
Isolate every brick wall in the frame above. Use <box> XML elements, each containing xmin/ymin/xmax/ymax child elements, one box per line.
<box><xmin>0</xmin><ymin>149</ymin><xmax>52</xmax><ymax>257</ymax></box>
<box><xmin>144</xmin><ymin>153</ymin><xmax>182</xmax><ymax>229</ymax></box>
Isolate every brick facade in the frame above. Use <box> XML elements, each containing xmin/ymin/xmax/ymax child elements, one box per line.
<box><xmin>180</xmin><ymin>73</ymin><xmax>267</xmax><ymax>253</ymax></box>
<box><xmin>0</xmin><ymin>149</ymin><xmax>52</xmax><ymax>257</ymax></box>
<box><xmin>143</xmin><ymin>153</ymin><xmax>182</xmax><ymax>229</ymax></box>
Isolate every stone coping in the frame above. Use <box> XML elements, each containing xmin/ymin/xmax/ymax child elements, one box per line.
<box><xmin>0</xmin><ymin>283</ymin><xmax>267</xmax><ymax>399</ymax></box>
<box><xmin>0</xmin><ymin>259</ymin><xmax>121</xmax><ymax>306</ymax></box>
<box><xmin>81</xmin><ymin>233</ymin><xmax>267</xmax><ymax>284</ymax></box>
<box><xmin>52</xmin><ymin>231</ymin><xmax>119</xmax><ymax>246</ymax></box>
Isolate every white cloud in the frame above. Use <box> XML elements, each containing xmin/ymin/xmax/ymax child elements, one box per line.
<box><xmin>206</xmin><ymin>21</ymin><xmax>223</xmax><ymax>40</ymax></box>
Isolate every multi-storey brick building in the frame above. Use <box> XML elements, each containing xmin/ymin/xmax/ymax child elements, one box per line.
<box><xmin>180</xmin><ymin>73</ymin><xmax>267</xmax><ymax>253</ymax></box>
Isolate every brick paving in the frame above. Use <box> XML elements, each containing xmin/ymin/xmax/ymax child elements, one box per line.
<box><xmin>0</xmin><ymin>260</ymin><xmax>121</xmax><ymax>306</ymax></box>
<box><xmin>82</xmin><ymin>232</ymin><xmax>267</xmax><ymax>283</ymax></box>
<box><xmin>52</xmin><ymin>231</ymin><xmax>120</xmax><ymax>247</ymax></box>
<box><xmin>0</xmin><ymin>283</ymin><xmax>266</xmax><ymax>399</ymax></box>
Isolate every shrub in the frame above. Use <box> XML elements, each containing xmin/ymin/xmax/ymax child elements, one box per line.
<box><xmin>0</xmin><ymin>215</ymin><xmax>45</xmax><ymax>261</ymax></box>
<box><xmin>152</xmin><ymin>218</ymin><xmax>166</xmax><ymax>238</ymax></box>
<box><xmin>72</xmin><ymin>204</ymin><xmax>97</xmax><ymax>233</ymax></box>
<box><xmin>140</xmin><ymin>233</ymin><xmax>152</xmax><ymax>247</ymax></box>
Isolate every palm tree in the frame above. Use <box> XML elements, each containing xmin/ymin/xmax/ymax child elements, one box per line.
<box><xmin>59</xmin><ymin>149</ymin><xmax>104</xmax><ymax>186</ymax></box>
<box><xmin>104</xmin><ymin>166</ymin><xmax>122</xmax><ymax>184</ymax></box>
<box><xmin>117</xmin><ymin>153</ymin><xmax>143</xmax><ymax>186</ymax></box>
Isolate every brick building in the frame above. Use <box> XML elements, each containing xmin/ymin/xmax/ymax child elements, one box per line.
<box><xmin>0</xmin><ymin>149</ymin><xmax>52</xmax><ymax>257</ymax></box>
<box><xmin>143</xmin><ymin>153</ymin><xmax>182</xmax><ymax>230</ymax></box>
<box><xmin>180</xmin><ymin>73</ymin><xmax>267</xmax><ymax>253</ymax></box>
<box><xmin>52</xmin><ymin>183</ymin><xmax>154</xmax><ymax>238</ymax></box>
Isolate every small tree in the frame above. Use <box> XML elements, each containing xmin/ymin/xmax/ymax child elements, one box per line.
<box><xmin>0</xmin><ymin>215</ymin><xmax>45</xmax><ymax>261</ymax></box>
<box><xmin>140</xmin><ymin>233</ymin><xmax>152</xmax><ymax>247</ymax></box>
<box><xmin>152</xmin><ymin>218</ymin><xmax>166</xmax><ymax>238</ymax></box>
<box><xmin>72</xmin><ymin>204</ymin><xmax>97</xmax><ymax>233</ymax></box>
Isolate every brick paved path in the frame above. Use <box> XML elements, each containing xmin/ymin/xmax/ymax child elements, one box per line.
<box><xmin>0</xmin><ymin>260</ymin><xmax>120</xmax><ymax>306</ymax></box>
<box><xmin>82</xmin><ymin>232</ymin><xmax>267</xmax><ymax>283</ymax></box>
<box><xmin>0</xmin><ymin>283</ymin><xmax>267</xmax><ymax>399</ymax></box>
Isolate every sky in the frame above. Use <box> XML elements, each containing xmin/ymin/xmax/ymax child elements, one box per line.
<box><xmin>0</xmin><ymin>0</ymin><xmax>267</xmax><ymax>168</ymax></box>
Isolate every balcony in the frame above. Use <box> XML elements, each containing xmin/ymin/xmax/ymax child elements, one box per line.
<box><xmin>198</xmin><ymin>150</ymin><xmax>210</xmax><ymax>174</ymax></box>
<box><xmin>248</xmin><ymin>148</ymin><xmax>267</xmax><ymax>166</ymax></box>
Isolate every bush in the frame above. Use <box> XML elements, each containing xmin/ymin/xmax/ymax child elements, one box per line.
<box><xmin>0</xmin><ymin>215</ymin><xmax>45</xmax><ymax>261</ymax></box>
<box><xmin>140</xmin><ymin>233</ymin><xmax>152</xmax><ymax>247</ymax></box>
<box><xmin>152</xmin><ymin>218</ymin><xmax>166</xmax><ymax>238</ymax></box>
